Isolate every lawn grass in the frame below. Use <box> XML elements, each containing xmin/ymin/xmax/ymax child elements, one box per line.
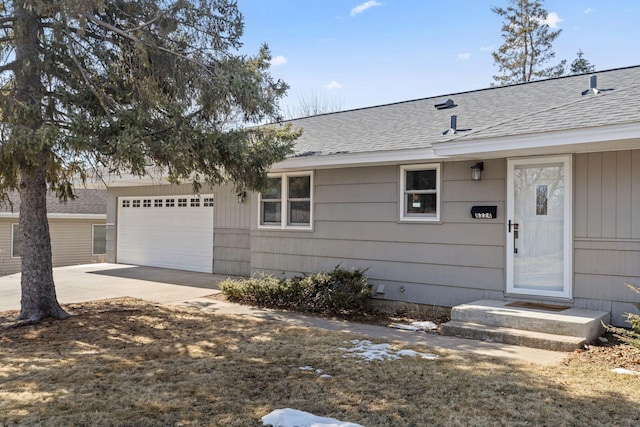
<box><xmin>1</xmin><ymin>298</ymin><xmax>639</xmax><ymax>426</ymax></box>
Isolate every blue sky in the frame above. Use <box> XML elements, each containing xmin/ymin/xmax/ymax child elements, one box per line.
<box><xmin>236</xmin><ymin>0</ymin><xmax>639</xmax><ymax>112</ymax></box>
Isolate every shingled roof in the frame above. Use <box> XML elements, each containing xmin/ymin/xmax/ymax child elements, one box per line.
<box><xmin>0</xmin><ymin>189</ymin><xmax>107</xmax><ymax>216</ymax></box>
<box><xmin>284</xmin><ymin>65</ymin><xmax>640</xmax><ymax>159</ymax></box>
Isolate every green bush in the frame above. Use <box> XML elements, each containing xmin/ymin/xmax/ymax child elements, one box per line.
<box><xmin>605</xmin><ymin>283</ymin><xmax>640</xmax><ymax>349</ymax></box>
<box><xmin>219</xmin><ymin>273</ymin><xmax>303</xmax><ymax>309</ymax></box>
<box><xmin>219</xmin><ymin>266</ymin><xmax>371</xmax><ymax>315</ymax></box>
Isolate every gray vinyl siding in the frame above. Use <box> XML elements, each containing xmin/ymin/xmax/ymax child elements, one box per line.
<box><xmin>213</xmin><ymin>228</ymin><xmax>251</xmax><ymax>276</ymax></box>
<box><xmin>250</xmin><ymin>152</ymin><xmax>640</xmax><ymax>326</ymax></box>
<box><xmin>0</xmin><ymin>218</ymin><xmax>106</xmax><ymax>276</ymax></box>
<box><xmin>251</xmin><ymin>159</ymin><xmax>507</xmax><ymax>307</ymax></box>
<box><xmin>106</xmin><ymin>182</ymin><xmax>250</xmax><ymax>275</ymax></box>
<box><xmin>574</xmin><ymin>149</ymin><xmax>640</xmax><ymax>325</ymax></box>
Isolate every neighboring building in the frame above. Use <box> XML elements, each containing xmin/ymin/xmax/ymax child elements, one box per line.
<box><xmin>0</xmin><ymin>189</ymin><xmax>107</xmax><ymax>275</ymax></box>
<box><xmin>106</xmin><ymin>66</ymin><xmax>640</xmax><ymax>326</ymax></box>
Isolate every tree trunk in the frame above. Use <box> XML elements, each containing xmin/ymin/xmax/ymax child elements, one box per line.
<box><xmin>13</xmin><ymin>2</ymin><xmax>68</xmax><ymax>321</ymax></box>
<box><xmin>18</xmin><ymin>163</ymin><xmax>69</xmax><ymax>321</ymax></box>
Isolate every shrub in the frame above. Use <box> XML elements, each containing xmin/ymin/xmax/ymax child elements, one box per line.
<box><xmin>219</xmin><ymin>273</ymin><xmax>303</xmax><ymax>309</ymax></box>
<box><xmin>604</xmin><ymin>283</ymin><xmax>640</xmax><ymax>349</ymax></box>
<box><xmin>219</xmin><ymin>266</ymin><xmax>371</xmax><ymax>315</ymax></box>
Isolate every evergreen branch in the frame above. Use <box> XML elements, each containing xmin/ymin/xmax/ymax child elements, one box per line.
<box><xmin>82</xmin><ymin>12</ymin><xmax>215</xmax><ymax>76</ymax></box>
<box><xmin>0</xmin><ymin>60</ymin><xmax>15</xmax><ymax>72</ymax></box>
<box><xmin>125</xmin><ymin>2</ymin><xmax>180</xmax><ymax>33</ymax></box>
<box><xmin>64</xmin><ymin>26</ymin><xmax>112</xmax><ymax>117</ymax></box>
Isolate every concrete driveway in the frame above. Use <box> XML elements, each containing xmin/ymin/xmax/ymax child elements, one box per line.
<box><xmin>0</xmin><ymin>263</ymin><xmax>228</xmax><ymax>312</ymax></box>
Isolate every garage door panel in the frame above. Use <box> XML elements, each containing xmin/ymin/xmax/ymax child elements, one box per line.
<box><xmin>117</xmin><ymin>195</ymin><xmax>214</xmax><ymax>273</ymax></box>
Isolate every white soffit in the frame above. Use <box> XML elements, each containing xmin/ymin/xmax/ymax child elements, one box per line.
<box><xmin>433</xmin><ymin>123</ymin><xmax>640</xmax><ymax>159</ymax></box>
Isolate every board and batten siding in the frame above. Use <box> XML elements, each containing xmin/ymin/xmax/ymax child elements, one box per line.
<box><xmin>250</xmin><ymin>160</ymin><xmax>506</xmax><ymax>307</ymax></box>
<box><xmin>574</xmin><ymin>150</ymin><xmax>640</xmax><ymax>324</ymax></box>
<box><xmin>0</xmin><ymin>218</ymin><xmax>106</xmax><ymax>276</ymax></box>
<box><xmin>106</xmin><ymin>182</ymin><xmax>250</xmax><ymax>276</ymax></box>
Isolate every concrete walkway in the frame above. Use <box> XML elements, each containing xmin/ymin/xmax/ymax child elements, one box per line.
<box><xmin>0</xmin><ymin>263</ymin><xmax>567</xmax><ymax>365</ymax></box>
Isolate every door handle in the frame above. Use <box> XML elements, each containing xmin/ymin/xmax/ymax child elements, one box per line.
<box><xmin>509</xmin><ymin>220</ymin><xmax>519</xmax><ymax>254</ymax></box>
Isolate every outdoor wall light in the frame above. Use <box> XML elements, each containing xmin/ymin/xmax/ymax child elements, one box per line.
<box><xmin>471</xmin><ymin>162</ymin><xmax>484</xmax><ymax>181</ymax></box>
<box><xmin>236</xmin><ymin>191</ymin><xmax>246</xmax><ymax>204</ymax></box>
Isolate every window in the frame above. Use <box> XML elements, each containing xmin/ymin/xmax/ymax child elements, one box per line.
<box><xmin>178</xmin><ymin>198</ymin><xmax>187</xmax><ymax>207</ymax></box>
<box><xmin>260</xmin><ymin>172</ymin><xmax>313</xmax><ymax>229</ymax></box>
<box><xmin>143</xmin><ymin>199</ymin><xmax>151</xmax><ymax>207</ymax></box>
<box><xmin>203</xmin><ymin>197</ymin><xmax>214</xmax><ymax>207</ymax></box>
<box><xmin>400</xmin><ymin>164</ymin><xmax>441</xmax><ymax>221</ymax></box>
<box><xmin>287</xmin><ymin>176</ymin><xmax>311</xmax><ymax>225</ymax></box>
<box><xmin>165</xmin><ymin>198</ymin><xmax>175</xmax><ymax>207</ymax></box>
<box><xmin>122</xmin><ymin>200</ymin><xmax>130</xmax><ymax>208</ymax></box>
<box><xmin>11</xmin><ymin>223</ymin><xmax>22</xmax><ymax>258</ymax></box>
<box><xmin>154</xmin><ymin>199</ymin><xmax>163</xmax><ymax>207</ymax></box>
<box><xmin>132</xmin><ymin>199</ymin><xmax>141</xmax><ymax>208</ymax></box>
<box><xmin>92</xmin><ymin>224</ymin><xmax>107</xmax><ymax>255</ymax></box>
<box><xmin>190</xmin><ymin>198</ymin><xmax>200</xmax><ymax>207</ymax></box>
<box><xmin>261</xmin><ymin>177</ymin><xmax>282</xmax><ymax>224</ymax></box>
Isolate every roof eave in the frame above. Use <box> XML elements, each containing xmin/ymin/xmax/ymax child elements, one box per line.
<box><xmin>432</xmin><ymin>122</ymin><xmax>640</xmax><ymax>159</ymax></box>
<box><xmin>0</xmin><ymin>213</ymin><xmax>106</xmax><ymax>220</ymax></box>
<box><xmin>270</xmin><ymin>147</ymin><xmax>442</xmax><ymax>171</ymax></box>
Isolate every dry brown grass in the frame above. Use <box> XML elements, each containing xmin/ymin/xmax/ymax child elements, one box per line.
<box><xmin>1</xmin><ymin>298</ymin><xmax>639</xmax><ymax>427</ymax></box>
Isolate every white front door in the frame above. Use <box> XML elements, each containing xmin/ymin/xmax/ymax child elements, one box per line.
<box><xmin>506</xmin><ymin>156</ymin><xmax>572</xmax><ymax>298</ymax></box>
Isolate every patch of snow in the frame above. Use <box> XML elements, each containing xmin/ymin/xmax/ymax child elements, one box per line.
<box><xmin>262</xmin><ymin>408</ymin><xmax>365</xmax><ymax>427</ymax></box>
<box><xmin>339</xmin><ymin>339</ymin><xmax>438</xmax><ymax>362</ymax></box>
<box><xmin>611</xmin><ymin>368</ymin><xmax>640</xmax><ymax>375</ymax></box>
<box><xmin>299</xmin><ymin>365</ymin><xmax>332</xmax><ymax>378</ymax></box>
<box><xmin>396</xmin><ymin>349</ymin><xmax>439</xmax><ymax>360</ymax></box>
<box><xmin>388</xmin><ymin>321</ymin><xmax>437</xmax><ymax>332</ymax></box>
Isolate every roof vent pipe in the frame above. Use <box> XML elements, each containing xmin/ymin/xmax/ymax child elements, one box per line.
<box><xmin>449</xmin><ymin>115</ymin><xmax>457</xmax><ymax>134</ymax></box>
<box><xmin>582</xmin><ymin>75</ymin><xmax>599</xmax><ymax>95</ymax></box>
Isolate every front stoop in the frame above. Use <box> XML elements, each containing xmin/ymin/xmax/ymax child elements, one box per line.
<box><xmin>440</xmin><ymin>300</ymin><xmax>610</xmax><ymax>352</ymax></box>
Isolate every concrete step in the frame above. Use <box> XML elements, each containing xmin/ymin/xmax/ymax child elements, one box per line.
<box><xmin>448</xmin><ymin>299</ymin><xmax>609</xmax><ymax>342</ymax></box>
<box><xmin>440</xmin><ymin>321</ymin><xmax>586</xmax><ymax>352</ymax></box>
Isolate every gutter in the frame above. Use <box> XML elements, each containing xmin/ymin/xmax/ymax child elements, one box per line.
<box><xmin>0</xmin><ymin>213</ymin><xmax>106</xmax><ymax>220</ymax></box>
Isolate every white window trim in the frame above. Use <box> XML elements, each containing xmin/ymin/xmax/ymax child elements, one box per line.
<box><xmin>399</xmin><ymin>163</ymin><xmax>441</xmax><ymax>222</ymax></box>
<box><xmin>92</xmin><ymin>224</ymin><xmax>107</xmax><ymax>256</ymax></box>
<box><xmin>11</xmin><ymin>223</ymin><xmax>21</xmax><ymax>258</ymax></box>
<box><xmin>259</xmin><ymin>171</ymin><xmax>314</xmax><ymax>230</ymax></box>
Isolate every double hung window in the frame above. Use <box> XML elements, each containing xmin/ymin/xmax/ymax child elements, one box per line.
<box><xmin>11</xmin><ymin>224</ymin><xmax>22</xmax><ymax>258</ymax></box>
<box><xmin>400</xmin><ymin>164</ymin><xmax>441</xmax><ymax>221</ymax></box>
<box><xmin>260</xmin><ymin>172</ymin><xmax>313</xmax><ymax>229</ymax></box>
<box><xmin>93</xmin><ymin>224</ymin><xmax>107</xmax><ymax>255</ymax></box>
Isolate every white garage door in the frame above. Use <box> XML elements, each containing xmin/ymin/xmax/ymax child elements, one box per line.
<box><xmin>117</xmin><ymin>195</ymin><xmax>214</xmax><ymax>273</ymax></box>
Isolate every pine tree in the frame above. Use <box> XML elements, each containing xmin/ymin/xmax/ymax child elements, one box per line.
<box><xmin>0</xmin><ymin>0</ymin><xmax>300</xmax><ymax>321</ymax></box>
<box><xmin>491</xmin><ymin>0</ymin><xmax>566</xmax><ymax>86</ymax></box>
<box><xmin>570</xmin><ymin>50</ymin><xmax>596</xmax><ymax>74</ymax></box>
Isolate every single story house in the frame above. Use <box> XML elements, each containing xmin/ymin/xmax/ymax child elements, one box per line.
<box><xmin>105</xmin><ymin>66</ymin><xmax>640</xmax><ymax>327</ymax></box>
<box><xmin>1</xmin><ymin>189</ymin><xmax>107</xmax><ymax>275</ymax></box>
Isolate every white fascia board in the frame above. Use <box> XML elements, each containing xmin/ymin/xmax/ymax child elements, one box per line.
<box><xmin>433</xmin><ymin>123</ymin><xmax>640</xmax><ymax>158</ymax></box>
<box><xmin>0</xmin><ymin>213</ymin><xmax>106</xmax><ymax>220</ymax></box>
<box><xmin>270</xmin><ymin>147</ymin><xmax>441</xmax><ymax>172</ymax></box>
